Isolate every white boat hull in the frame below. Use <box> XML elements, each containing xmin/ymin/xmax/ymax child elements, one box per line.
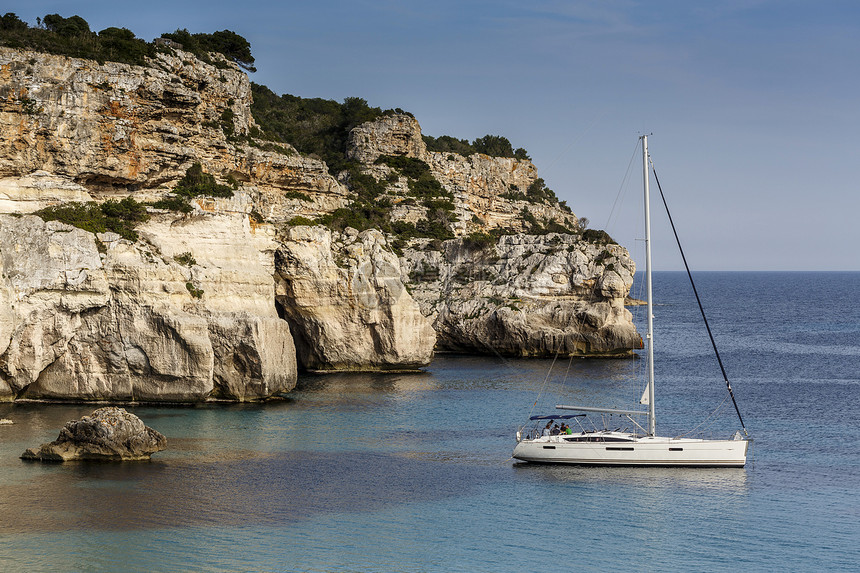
<box><xmin>512</xmin><ymin>433</ymin><xmax>749</xmax><ymax>467</ymax></box>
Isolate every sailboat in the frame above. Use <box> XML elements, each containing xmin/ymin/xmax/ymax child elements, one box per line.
<box><xmin>512</xmin><ymin>135</ymin><xmax>750</xmax><ymax>467</ymax></box>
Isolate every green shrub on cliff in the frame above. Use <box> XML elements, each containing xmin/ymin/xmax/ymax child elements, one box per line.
<box><xmin>517</xmin><ymin>207</ymin><xmax>580</xmax><ymax>236</ymax></box>
<box><xmin>315</xmin><ymin>205</ymin><xmax>391</xmax><ymax>233</ymax></box>
<box><xmin>472</xmin><ymin>135</ymin><xmax>530</xmax><ymax>160</ymax></box>
<box><xmin>0</xmin><ymin>13</ymin><xmax>156</xmax><ymax>66</ymax></box>
<box><xmin>0</xmin><ymin>13</ymin><xmax>28</xmax><ymax>32</ymax></box>
<box><xmin>0</xmin><ymin>13</ymin><xmax>255</xmax><ymax>71</ymax></box>
<box><xmin>174</xmin><ymin>163</ymin><xmax>235</xmax><ymax>198</ymax></box>
<box><xmin>148</xmin><ymin>164</ymin><xmax>235</xmax><ymax>214</ymax></box>
<box><xmin>346</xmin><ymin>167</ymin><xmax>388</xmax><ymax>200</ymax></box>
<box><xmin>149</xmin><ymin>195</ymin><xmax>193</xmax><ymax>214</ymax></box>
<box><xmin>159</xmin><ymin>28</ymin><xmax>256</xmax><ymax>71</ymax></box>
<box><xmin>375</xmin><ymin>155</ymin><xmax>430</xmax><ymax>180</ymax></box>
<box><xmin>35</xmin><ymin>197</ymin><xmax>149</xmax><ymax>241</ymax></box>
<box><xmin>185</xmin><ymin>282</ymin><xmax>204</xmax><ymax>298</ymax></box>
<box><xmin>286</xmin><ymin>216</ymin><xmax>317</xmax><ymax>227</ymax></box>
<box><xmin>421</xmin><ymin>135</ymin><xmax>475</xmax><ymax>156</ymax></box>
<box><xmin>374</xmin><ymin>155</ymin><xmax>452</xmax><ymax>202</ymax></box>
<box><xmin>249</xmin><ymin>85</ymin><xmax>409</xmax><ymax>175</ymax></box>
<box><xmin>582</xmin><ymin>228</ymin><xmax>616</xmax><ymax>245</ymax></box>
<box><xmin>423</xmin><ymin>133</ymin><xmax>530</xmax><ymax>161</ymax></box>
<box><xmin>174</xmin><ymin>252</ymin><xmax>197</xmax><ymax>266</ymax></box>
<box><xmin>462</xmin><ymin>231</ymin><xmax>497</xmax><ymax>250</ymax></box>
<box><xmin>526</xmin><ymin>178</ymin><xmax>558</xmax><ymax>203</ymax></box>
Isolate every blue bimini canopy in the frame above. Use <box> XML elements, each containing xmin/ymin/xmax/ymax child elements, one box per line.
<box><xmin>528</xmin><ymin>414</ymin><xmax>586</xmax><ymax>421</ymax></box>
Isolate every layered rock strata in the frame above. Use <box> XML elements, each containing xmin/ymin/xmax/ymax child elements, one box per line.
<box><xmin>347</xmin><ymin>115</ymin><xmax>638</xmax><ymax>357</ymax></box>
<box><xmin>347</xmin><ymin>114</ymin><xmax>578</xmax><ymax>235</ymax></box>
<box><xmin>0</xmin><ymin>46</ymin><xmax>349</xmax><ymax>220</ymax></box>
<box><xmin>0</xmin><ymin>43</ymin><xmax>640</xmax><ymax>403</ymax></box>
<box><xmin>0</xmin><ymin>46</ymin><xmax>435</xmax><ymax>401</ymax></box>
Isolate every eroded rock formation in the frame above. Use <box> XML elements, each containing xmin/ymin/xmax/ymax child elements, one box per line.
<box><xmin>347</xmin><ymin>115</ymin><xmax>639</xmax><ymax>357</ymax></box>
<box><xmin>348</xmin><ymin>114</ymin><xmax>578</xmax><ymax>235</ymax></box>
<box><xmin>0</xmin><ymin>213</ymin><xmax>296</xmax><ymax>402</ymax></box>
<box><xmin>402</xmin><ymin>234</ymin><xmax>640</xmax><ymax>357</ymax></box>
<box><xmin>276</xmin><ymin>226</ymin><xmax>435</xmax><ymax>370</ymax></box>
<box><xmin>21</xmin><ymin>407</ymin><xmax>166</xmax><ymax>461</ymax></box>
<box><xmin>0</xmin><ymin>46</ymin><xmax>349</xmax><ymax>219</ymax></box>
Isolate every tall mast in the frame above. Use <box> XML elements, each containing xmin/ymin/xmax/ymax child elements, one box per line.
<box><xmin>642</xmin><ymin>135</ymin><xmax>656</xmax><ymax>436</ymax></box>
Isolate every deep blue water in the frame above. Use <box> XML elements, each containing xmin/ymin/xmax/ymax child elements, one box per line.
<box><xmin>1</xmin><ymin>272</ymin><xmax>858</xmax><ymax>572</ymax></box>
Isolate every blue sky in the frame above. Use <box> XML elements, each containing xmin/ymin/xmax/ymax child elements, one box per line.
<box><xmin>7</xmin><ymin>1</ymin><xmax>859</xmax><ymax>270</ymax></box>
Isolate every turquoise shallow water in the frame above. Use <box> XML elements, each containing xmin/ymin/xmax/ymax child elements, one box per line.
<box><xmin>1</xmin><ymin>272</ymin><xmax>858</xmax><ymax>571</ymax></box>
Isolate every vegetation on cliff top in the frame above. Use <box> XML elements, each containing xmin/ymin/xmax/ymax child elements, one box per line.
<box><xmin>4</xmin><ymin>12</ymin><xmax>596</xmax><ymax>246</ymax></box>
<box><xmin>423</xmin><ymin>134</ymin><xmax>530</xmax><ymax>161</ymax></box>
<box><xmin>2</xmin><ymin>11</ymin><xmax>534</xmax><ymax>174</ymax></box>
<box><xmin>249</xmin><ymin>84</ymin><xmax>534</xmax><ymax>173</ymax></box>
<box><xmin>250</xmin><ymin>84</ymin><xmax>406</xmax><ymax>174</ymax></box>
<box><xmin>0</xmin><ymin>12</ymin><xmax>254</xmax><ymax>70</ymax></box>
<box><xmin>158</xmin><ymin>28</ymin><xmax>255</xmax><ymax>71</ymax></box>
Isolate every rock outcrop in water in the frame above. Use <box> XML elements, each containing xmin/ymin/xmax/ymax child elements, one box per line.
<box><xmin>21</xmin><ymin>407</ymin><xmax>166</xmax><ymax>461</ymax></box>
<box><xmin>0</xmin><ymin>42</ymin><xmax>640</xmax><ymax>402</ymax></box>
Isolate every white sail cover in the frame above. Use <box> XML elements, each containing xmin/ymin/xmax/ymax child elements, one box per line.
<box><xmin>639</xmin><ymin>383</ymin><xmax>650</xmax><ymax>405</ymax></box>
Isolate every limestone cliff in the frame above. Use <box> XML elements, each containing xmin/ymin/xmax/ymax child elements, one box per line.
<box><xmin>0</xmin><ymin>46</ymin><xmax>348</xmax><ymax>219</ymax></box>
<box><xmin>347</xmin><ymin>114</ymin><xmax>577</xmax><ymax>235</ymax></box>
<box><xmin>401</xmin><ymin>234</ymin><xmax>640</xmax><ymax>357</ymax></box>
<box><xmin>0</xmin><ymin>43</ymin><xmax>640</xmax><ymax>402</ymax></box>
<box><xmin>0</xmin><ymin>45</ymin><xmax>435</xmax><ymax>400</ymax></box>
<box><xmin>0</xmin><ymin>213</ymin><xmax>295</xmax><ymax>402</ymax></box>
<box><xmin>345</xmin><ymin>115</ymin><xmax>639</xmax><ymax>357</ymax></box>
<box><xmin>275</xmin><ymin>226</ymin><xmax>435</xmax><ymax>370</ymax></box>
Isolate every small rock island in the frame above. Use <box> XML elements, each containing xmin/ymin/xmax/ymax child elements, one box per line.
<box><xmin>21</xmin><ymin>407</ymin><xmax>166</xmax><ymax>462</ymax></box>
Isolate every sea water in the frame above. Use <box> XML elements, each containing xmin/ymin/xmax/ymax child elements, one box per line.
<box><xmin>0</xmin><ymin>272</ymin><xmax>858</xmax><ymax>572</ymax></box>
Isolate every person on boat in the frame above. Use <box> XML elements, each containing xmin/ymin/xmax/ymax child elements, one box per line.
<box><xmin>551</xmin><ymin>424</ymin><xmax>560</xmax><ymax>436</ymax></box>
<box><xmin>542</xmin><ymin>421</ymin><xmax>553</xmax><ymax>436</ymax></box>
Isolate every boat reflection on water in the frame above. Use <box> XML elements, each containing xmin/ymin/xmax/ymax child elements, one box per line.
<box><xmin>512</xmin><ymin>462</ymin><xmax>749</xmax><ymax>492</ymax></box>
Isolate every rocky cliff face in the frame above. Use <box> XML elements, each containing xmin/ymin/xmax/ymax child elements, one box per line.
<box><xmin>0</xmin><ymin>213</ymin><xmax>296</xmax><ymax>402</ymax></box>
<box><xmin>345</xmin><ymin>115</ymin><xmax>639</xmax><ymax>357</ymax></box>
<box><xmin>0</xmin><ymin>46</ymin><xmax>348</xmax><ymax>219</ymax></box>
<box><xmin>0</xmin><ymin>44</ymin><xmax>639</xmax><ymax>401</ymax></box>
<box><xmin>348</xmin><ymin>114</ymin><xmax>577</xmax><ymax>235</ymax></box>
<box><xmin>275</xmin><ymin>226</ymin><xmax>435</xmax><ymax>370</ymax></box>
<box><xmin>401</xmin><ymin>234</ymin><xmax>639</xmax><ymax>356</ymax></box>
<box><xmin>0</xmin><ymin>46</ymin><xmax>436</xmax><ymax>401</ymax></box>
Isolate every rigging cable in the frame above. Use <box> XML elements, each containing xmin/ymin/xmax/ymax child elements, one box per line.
<box><xmin>677</xmin><ymin>394</ymin><xmax>728</xmax><ymax>438</ymax></box>
<box><xmin>603</xmin><ymin>141</ymin><xmax>641</xmax><ymax>231</ymax></box>
<box><xmin>527</xmin><ymin>343</ymin><xmax>562</xmax><ymax>420</ymax></box>
<box><xmin>648</xmin><ymin>159</ymin><xmax>749</xmax><ymax>436</ymax></box>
